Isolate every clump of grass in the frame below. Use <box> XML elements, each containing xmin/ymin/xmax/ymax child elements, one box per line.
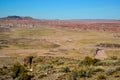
<box><xmin>19</xmin><ymin>73</ymin><xmax>33</xmax><ymax>80</ymax></box>
<box><xmin>78</xmin><ymin>68</ymin><xmax>89</xmax><ymax>78</ymax></box>
<box><xmin>92</xmin><ymin>66</ymin><xmax>104</xmax><ymax>73</ymax></box>
<box><xmin>11</xmin><ymin>62</ymin><xmax>26</xmax><ymax>79</ymax></box>
<box><xmin>66</xmin><ymin>72</ymin><xmax>77</xmax><ymax>80</ymax></box>
<box><xmin>106</xmin><ymin>69</ymin><xmax>116</xmax><ymax>76</ymax></box>
<box><xmin>97</xmin><ymin>74</ymin><xmax>106</xmax><ymax>80</ymax></box>
<box><xmin>61</xmin><ymin>67</ymin><xmax>70</xmax><ymax>73</ymax></box>
<box><xmin>0</xmin><ymin>68</ymin><xmax>7</xmax><ymax>76</ymax></box>
<box><xmin>40</xmin><ymin>64</ymin><xmax>53</xmax><ymax>70</ymax></box>
<box><xmin>54</xmin><ymin>60</ymin><xmax>64</xmax><ymax>66</ymax></box>
<box><xmin>94</xmin><ymin>61</ymin><xmax>106</xmax><ymax>66</ymax></box>
<box><xmin>111</xmin><ymin>56</ymin><xmax>118</xmax><ymax>60</ymax></box>
<box><xmin>115</xmin><ymin>66</ymin><xmax>120</xmax><ymax>71</ymax></box>
<box><xmin>11</xmin><ymin>62</ymin><xmax>33</xmax><ymax>80</ymax></box>
<box><xmin>38</xmin><ymin>73</ymin><xmax>47</xmax><ymax>79</ymax></box>
<box><xmin>78</xmin><ymin>66</ymin><xmax>93</xmax><ymax>78</ymax></box>
<box><xmin>112</xmin><ymin>72</ymin><xmax>120</xmax><ymax>78</ymax></box>
<box><xmin>69</xmin><ymin>66</ymin><xmax>93</xmax><ymax>78</ymax></box>
<box><xmin>81</xmin><ymin>56</ymin><xmax>100</xmax><ymax>66</ymax></box>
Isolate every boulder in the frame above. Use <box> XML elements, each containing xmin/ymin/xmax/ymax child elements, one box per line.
<box><xmin>94</xmin><ymin>48</ymin><xmax>107</xmax><ymax>60</ymax></box>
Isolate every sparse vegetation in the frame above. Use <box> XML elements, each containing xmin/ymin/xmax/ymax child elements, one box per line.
<box><xmin>0</xmin><ymin>56</ymin><xmax>120</xmax><ymax>80</ymax></box>
<box><xmin>81</xmin><ymin>56</ymin><xmax>100</xmax><ymax>66</ymax></box>
<box><xmin>106</xmin><ymin>69</ymin><xmax>116</xmax><ymax>76</ymax></box>
<box><xmin>11</xmin><ymin>62</ymin><xmax>26</xmax><ymax>79</ymax></box>
<box><xmin>0</xmin><ymin>20</ymin><xmax>120</xmax><ymax>80</ymax></box>
<box><xmin>60</xmin><ymin>67</ymin><xmax>70</xmax><ymax>73</ymax></box>
<box><xmin>97</xmin><ymin>74</ymin><xmax>106</xmax><ymax>80</ymax></box>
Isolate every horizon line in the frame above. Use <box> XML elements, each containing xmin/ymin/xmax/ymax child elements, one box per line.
<box><xmin>0</xmin><ymin>15</ymin><xmax>120</xmax><ymax>20</ymax></box>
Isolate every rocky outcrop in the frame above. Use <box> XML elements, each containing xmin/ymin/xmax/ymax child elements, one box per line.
<box><xmin>94</xmin><ymin>48</ymin><xmax>108</xmax><ymax>60</ymax></box>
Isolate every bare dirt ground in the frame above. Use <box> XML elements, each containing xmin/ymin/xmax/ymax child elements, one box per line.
<box><xmin>0</xmin><ymin>18</ymin><xmax>120</xmax><ymax>59</ymax></box>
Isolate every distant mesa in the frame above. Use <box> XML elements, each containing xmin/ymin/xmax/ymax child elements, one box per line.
<box><xmin>3</xmin><ymin>16</ymin><xmax>33</xmax><ymax>20</ymax></box>
<box><xmin>7</xmin><ymin>16</ymin><xmax>22</xmax><ymax>19</ymax></box>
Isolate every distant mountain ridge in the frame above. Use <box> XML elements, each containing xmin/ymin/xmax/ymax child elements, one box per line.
<box><xmin>1</xmin><ymin>16</ymin><xmax>34</xmax><ymax>20</ymax></box>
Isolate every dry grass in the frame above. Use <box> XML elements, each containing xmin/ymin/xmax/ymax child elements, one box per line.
<box><xmin>0</xmin><ymin>27</ymin><xmax>120</xmax><ymax>59</ymax></box>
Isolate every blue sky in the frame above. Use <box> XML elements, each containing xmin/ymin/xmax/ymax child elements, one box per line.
<box><xmin>0</xmin><ymin>0</ymin><xmax>120</xmax><ymax>19</ymax></box>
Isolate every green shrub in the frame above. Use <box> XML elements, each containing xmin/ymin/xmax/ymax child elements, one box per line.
<box><xmin>0</xmin><ymin>66</ymin><xmax>10</xmax><ymax>76</ymax></box>
<box><xmin>111</xmin><ymin>56</ymin><xmax>118</xmax><ymax>60</ymax></box>
<box><xmin>93</xmin><ymin>59</ymin><xmax>101</xmax><ymax>64</ymax></box>
<box><xmin>92</xmin><ymin>67</ymin><xmax>104</xmax><ymax>73</ymax></box>
<box><xmin>55</xmin><ymin>60</ymin><xmax>64</xmax><ymax>65</ymax></box>
<box><xmin>19</xmin><ymin>73</ymin><xmax>33</xmax><ymax>80</ymax></box>
<box><xmin>61</xmin><ymin>67</ymin><xmax>70</xmax><ymax>73</ymax></box>
<box><xmin>66</xmin><ymin>66</ymin><xmax>93</xmax><ymax>79</ymax></box>
<box><xmin>97</xmin><ymin>74</ymin><xmax>106</xmax><ymax>80</ymax></box>
<box><xmin>41</xmin><ymin>64</ymin><xmax>53</xmax><ymax>70</ymax></box>
<box><xmin>94</xmin><ymin>61</ymin><xmax>106</xmax><ymax>66</ymax></box>
<box><xmin>11</xmin><ymin>62</ymin><xmax>26</xmax><ymax>79</ymax></box>
<box><xmin>112</xmin><ymin>72</ymin><xmax>120</xmax><ymax>78</ymax></box>
<box><xmin>38</xmin><ymin>73</ymin><xmax>47</xmax><ymax>79</ymax></box>
<box><xmin>0</xmin><ymin>69</ymin><xmax>7</xmax><ymax>76</ymax></box>
<box><xmin>81</xmin><ymin>56</ymin><xmax>100</xmax><ymax>66</ymax></box>
<box><xmin>66</xmin><ymin>72</ymin><xmax>77</xmax><ymax>80</ymax></box>
<box><xmin>78</xmin><ymin>67</ymin><xmax>92</xmax><ymax>78</ymax></box>
<box><xmin>116</xmin><ymin>66</ymin><xmax>120</xmax><ymax>71</ymax></box>
<box><xmin>78</xmin><ymin>69</ymin><xmax>87</xmax><ymax>77</ymax></box>
<box><xmin>106</xmin><ymin>69</ymin><xmax>116</xmax><ymax>76</ymax></box>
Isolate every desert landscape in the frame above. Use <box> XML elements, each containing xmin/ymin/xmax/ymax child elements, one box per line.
<box><xmin>0</xmin><ymin>16</ymin><xmax>120</xmax><ymax>80</ymax></box>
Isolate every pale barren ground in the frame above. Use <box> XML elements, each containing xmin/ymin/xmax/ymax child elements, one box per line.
<box><xmin>0</xmin><ymin>27</ymin><xmax>120</xmax><ymax>59</ymax></box>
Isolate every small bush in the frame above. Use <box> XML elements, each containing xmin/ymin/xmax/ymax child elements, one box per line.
<box><xmin>11</xmin><ymin>62</ymin><xmax>26</xmax><ymax>79</ymax></box>
<box><xmin>56</xmin><ymin>60</ymin><xmax>64</xmax><ymax>65</ymax></box>
<box><xmin>116</xmin><ymin>66</ymin><xmax>120</xmax><ymax>71</ymax></box>
<box><xmin>111</xmin><ymin>56</ymin><xmax>118</xmax><ymax>60</ymax></box>
<box><xmin>106</xmin><ymin>69</ymin><xmax>116</xmax><ymax>76</ymax></box>
<box><xmin>93</xmin><ymin>59</ymin><xmax>101</xmax><ymax>64</ymax></box>
<box><xmin>38</xmin><ymin>74</ymin><xmax>47</xmax><ymax>79</ymax></box>
<box><xmin>66</xmin><ymin>67</ymin><xmax>93</xmax><ymax>79</ymax></box>
<box><xmin>41</xmin><ymin>64</ymin><xmax>53</xmax><ymax>70</ymax></box>
<box><xmin>0</xmin><ymin>66</ymin><xmax>10</xmax><ymax>76</ymax></box>
<box><xmin>66</xmin><ymin>72</ymin><xmax>77</xmax><ymax>80</ymax></box>
<box><xmin>112</xmin><ymin>72</ymin><xmax>120</xmax><ymax>78</ymax></box>
<box><xmin>92</xmin><ymin>67</ymin><xmax>104</xmax><ymax>73</ymax></box>
<box><xmin>97</xmin><ymin>74</ymin><xmax>106</xmax><ymax>80</ymax></box>
<box><xmin>94</xmin><ymin>61</ymin><xmax>106</xmax><ymax>66</ymax></box>
<box><xmin>61</xmin><ymin>67</ymin><xmax>70</xmax><ymax>73</ymax></box>
<box><xmin>81</xmin><ymin>56</ymin><xmax>100</xmax><ymax>66</ymax></box>
<box><xmin>19</xmin><ymin>73</ymin><xmax>33</xmax><ymax>80</ymax></box>
<box><xmin>0</xmin><ymin>69</ymin><xmax>7</xmax><ymax>76</ymax></box>
<box><xmin>78</xmin><ymin>67</ymin><xmax>92</xmax><ymax>78</ymax></box>
<box><xmin>79</xmin><ymin>69</ymin><xmax>87</xmax><ymax>77</ymax></box>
